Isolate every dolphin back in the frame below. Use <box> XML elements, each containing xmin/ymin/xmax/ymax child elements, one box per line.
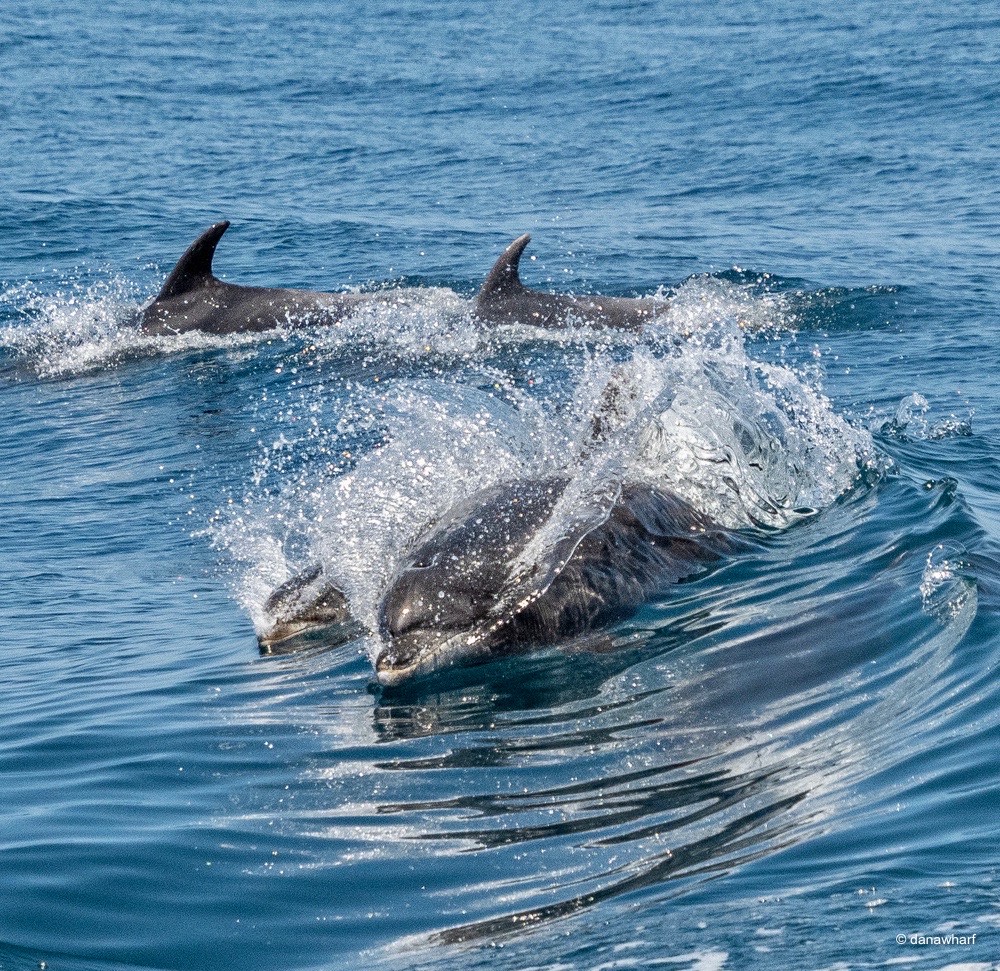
<box><xmin>474</xmin><ymin>233</ymin><xmax>662</xmax><ymax>331</ymax></box>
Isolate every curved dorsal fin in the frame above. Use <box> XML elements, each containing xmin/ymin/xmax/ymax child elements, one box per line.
<box><xmin>156</xmin><ymin>220</ymin><xmax>230</xmax><ymax>299</ymax></box>
<box><xmin>478</xmin><ymin>233</ymin><xmax>531</xmax><ymax>301</ymax></box>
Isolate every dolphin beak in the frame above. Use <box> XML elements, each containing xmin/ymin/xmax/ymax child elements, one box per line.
<box><xmin>374</xmin><ymin>652</ymin><xmax>412</xmax><ymax>687</ymax></box>
<box><xmin>374</xmin><ymin>638</ymin><xmax>431</xmax><ymax>687</ymax></box>
<box><xmin>258</xmin><ymin>565</ymin><xmax>356</xmax><ymax>653</ymax></box>
<box><xmin>374</xmin><ymin>629</ymin><xmax>497</xmax><ymax>687</ymax></box>
<box><xmin>258</xmin><ymin>620</ymin><xmax>320</xmax><ymax>652</ymax></box>
<box><xmin>374</xmin><ymin>629</ymin><xmax>462</xmax><ymax>686</ymax></box>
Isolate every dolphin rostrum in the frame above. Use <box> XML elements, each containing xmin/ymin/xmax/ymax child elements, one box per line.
<box><xmin>474</xmin><ymin>234</ymin><xmax>671</xmax><ymax>331</ymax></box>
<box><xmin>139</xmin><ymin>221</ymin><xmax>416</xmax><ymax>336</ymax></box>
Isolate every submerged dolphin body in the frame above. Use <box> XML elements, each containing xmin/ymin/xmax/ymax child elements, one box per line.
<box><xmin>139</xmin><ymin>221</ymin><xmax>413</xmax><ymax>336</ymax></box>
<box><xmin>474</xmin><ymin>234</ymin><xmax>670</xmax><ymax>331</ymax></box>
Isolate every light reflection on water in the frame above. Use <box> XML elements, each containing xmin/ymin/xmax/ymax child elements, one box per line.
<box><xmin>0</xmin><ymin>222</ymin><xmax>992</xmax><ymax>971</ymax></box>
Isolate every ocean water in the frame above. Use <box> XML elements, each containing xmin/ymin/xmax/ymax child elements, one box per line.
<box><xmin>1</xmin><ymin>1</ymin><xmax>999</xmax><ymax>969</ymax></box>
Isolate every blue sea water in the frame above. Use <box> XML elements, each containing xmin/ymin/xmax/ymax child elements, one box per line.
<box><xmin>1</xmin><ymin>1</ymin><xmax>999</xmax><ymax>969</ymax></box>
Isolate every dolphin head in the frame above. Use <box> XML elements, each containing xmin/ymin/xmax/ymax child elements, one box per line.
<box><xmin>375</xmin><ymin>478</ymin><xmax>569</xmax><ymax>685</ymax></box>
<box><xmin>376</xmin><ymin>545</ymin><xmax>519</xmax><ymax>685</ymax></box>
<box><xmin>259</xmin><ymin>563</ymin><xmax>354</xmax><ymax>651</ymax></box>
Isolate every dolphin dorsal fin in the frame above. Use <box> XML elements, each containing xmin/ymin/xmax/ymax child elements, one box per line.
<box><xmin>156</xmin><ymin>220</ymin><xmax>230</xmax><ymax>299</ymax></box>
<box><xmin>584</xmin><ymin>367</ymin><xmax>642</xmax><ymax>452</ymax></box>
<box><xmin>478</xmin><ymin>233</ymin><xmax>531</xmax><ymax>301</ymax></box>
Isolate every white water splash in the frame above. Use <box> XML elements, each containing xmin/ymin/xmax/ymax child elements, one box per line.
<box><xmin>884</xmin><ymin>392</ymin><xmax>974</xmax><ymax>441</ymax></box>
<box><xmin>216</xmin><ymin>378</ymin><xmax>555</xmax><ymax>638</ymax></box>
<box><xmin>920</xmin><ymin>543</ymin><xmax>976</xmax><ymax>621</ymax></box>
<box><xmin>0</xmin><ymin>275</ymin><xmax>150</xmax><ymax>376</ymax></box>
<box><xmin>0</xmin><ymin>276</ymin><xmax>475</xmax><ymax>378</ymax></box>
<box><xmin>662</xmin><ymin>272</ymin><xmax>796</xmax><ymax>339</ymax></box>
<box><xmin>208</xmin><ymin>277</ymin><xmax>881</xmax><ymax>644</ymax></box>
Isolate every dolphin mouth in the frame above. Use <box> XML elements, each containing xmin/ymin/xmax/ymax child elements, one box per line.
<box><xmin>259</xmin><ymin>618</ymin><xmax>329</xmax><ymax>650</ymax></box>
<box><xmin>374</xmin><ymin>629</ymin><xmax>486</xmax><ymax>687</ymax></box>
<box><xmin>258</xmin><ymin>617</ymin><xmax>361</xmax><ymax>654</ymax></box>
<box><xmin>259</xmin><ymin>619</ymin><xmax>316</xmax><ymax>649</ymax></box>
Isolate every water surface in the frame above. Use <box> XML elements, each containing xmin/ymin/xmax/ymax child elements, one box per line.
<box><xmin>1</xmin><ymin>2</ymin><xmax>999</xmax><ymax>969</ymax></box>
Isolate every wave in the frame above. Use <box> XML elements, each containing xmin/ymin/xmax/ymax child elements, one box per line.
<box><xmin>6</xmin><ymin>259</ymin><xmax>983</xmax><ymax>952</ymax></box>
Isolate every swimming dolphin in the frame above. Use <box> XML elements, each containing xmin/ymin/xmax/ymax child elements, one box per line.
<box><xmin>373</xmin><ymin>477</ymin><xmax>731</xmax><ymax>686</ymax></box>
<box><xmin>255</xmin><ymin>367</ymin><xmax>732</xmax><ymax>682</ymax></box>
<box><xmin>139</xmin><ymin>221</ymin><xmax>415</xmax><ymax>336</ymax></box>
<box><xmin>257</xmin><ymin>476</ymin><xmax>730</xmax><ymax>684</ymax></box>
<box><xmin>474</xmin><ymin>234</ymin><xmax>670</xmax><ymax>331</ymax></box>
<box><xmin>256</xmin><ymin>366</ymin><xmax>646</xmax><ymax>652</ymax></box>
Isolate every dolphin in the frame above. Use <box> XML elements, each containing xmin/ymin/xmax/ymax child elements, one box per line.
<box><xmin>373</xmin><ymin>477</ymin><xmax>732</xmax><ymax>686</ymax></box>
<box><xmin>474</xmin><ymin>234</ymin><xmax>671</xmax><ymax>331</ymax></box>
<box><xmin>258</xmin><ymin>563</ymin><xmax>356</xmax><ymax>651</ymax></box>
<box><xmin>257</xmin><ymin>474</ymin><xmax>732</xmax><ymax>684</ymax></box>
<box><xmin>139</xmin><ymin>221</ymin><xmax>416</xmax><ymax>336</ymax></box>
<box><xmin>256</xmin><ymin>369</ymin><xmax>733</xmax><ymax>683</ymax></box>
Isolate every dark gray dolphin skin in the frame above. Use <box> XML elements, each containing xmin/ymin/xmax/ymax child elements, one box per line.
<box><xmin>474</xmin><ymin>234</ymin><xmax>670</xmax><ymax>331</ymax></box>
<box><xmin>140</xmin><ymin>221</ymin><xmax>410</xmax><ymax>336</ymax></box>
<box><xmin>373</xmin><ymin>477</ymin><xmax>731</xmax><ymax>686</ymax></box>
